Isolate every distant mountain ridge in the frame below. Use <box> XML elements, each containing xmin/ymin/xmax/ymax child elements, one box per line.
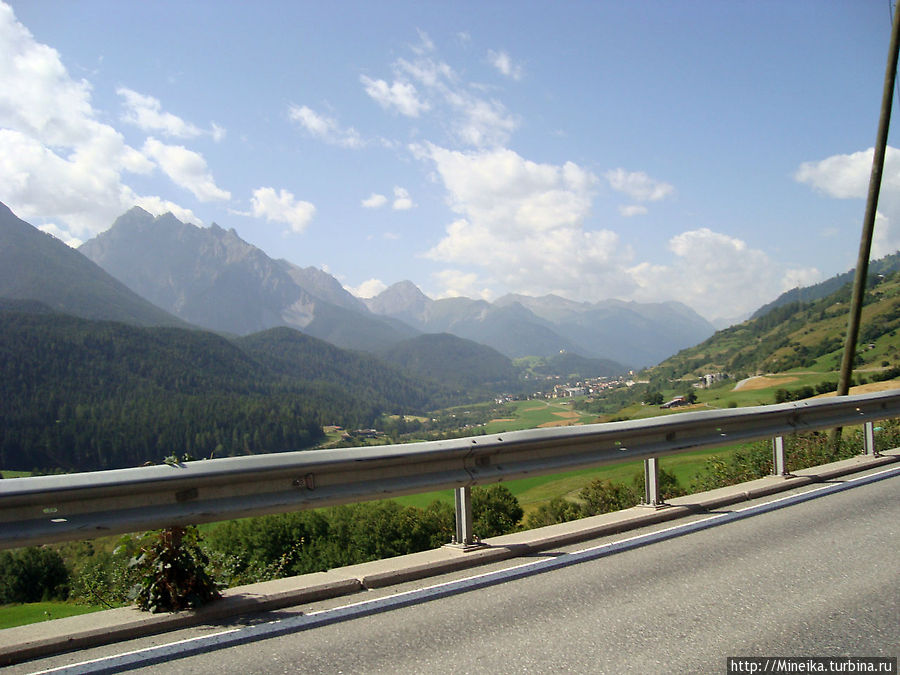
<box><xmin>0</xmin><ymin>201</ymin><xmax>186</xmax><ymax>327</ymax></box>
<box><xmin>79</xmin><ymin>207</ymin><xmax>417</xmax><ymax>351</ymax></box>
<box><xmin>366</xmin><ymin>281</ymin><xmax>713</xmax><ymax>368</ymax></box>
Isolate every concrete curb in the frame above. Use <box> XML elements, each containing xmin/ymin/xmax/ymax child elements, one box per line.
<box><xmin>2</xmin><ymin>450</ymin><xmax>897</xmax><ymax>666</ymax></box>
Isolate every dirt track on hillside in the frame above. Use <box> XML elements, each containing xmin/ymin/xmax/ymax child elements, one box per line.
<box><xmin>733</xmin><ymin>375</ymin><xmax>799</xmax><ymax>391</ymax></box>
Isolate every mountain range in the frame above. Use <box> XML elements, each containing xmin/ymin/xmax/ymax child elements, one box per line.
<box><xmin>77</xmin><ymin>207</ymin><xmax>416</xmax><ymax>352</ymax></box>
<box><xmin>75</xmin><ymin>207</ymin><xmax>713</xmax><ymax>368</ymax></box>
<box><xmin>0</xmin><ymin>202</ymin><xmax>185</xmax><ymax>328</ymax></box>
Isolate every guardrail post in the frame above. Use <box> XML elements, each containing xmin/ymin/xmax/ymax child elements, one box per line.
<box><xmin>453</xmin><ymin>486</ymin><xmax>475</xmax><ymax>546</ymax></box>
<box><xmin>772</xmin><ymin>436</ymin><xmax>787</xmax><ymax>476</ymax></box>
<box><xmin>643</xmin><ymin>457</ymin><xmax>662</xmax><ymax>507</ymax></box>
<box><xmin>863</xmin><ymin>421</ymin><xmax>877</xmax><ymax>456</ymax></box>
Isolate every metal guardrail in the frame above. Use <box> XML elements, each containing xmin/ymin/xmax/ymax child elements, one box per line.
<box><xmin>1</xmin><ymin>390</ymin><xmax>899</xmax><ymax>550</ymax></box>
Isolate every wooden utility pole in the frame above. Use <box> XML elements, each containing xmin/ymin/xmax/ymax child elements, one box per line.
<box><xmin>836</xmin><ymin>6</ymin><xmax>900</xmax><ymax>400</ymax></box>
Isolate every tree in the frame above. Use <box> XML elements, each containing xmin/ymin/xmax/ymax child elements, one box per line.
<box><xmin>0</xmin><ymin>547</ymin><xmax>69</xmax><ymax>603</ymax></box>
<box><xmin>472</xmin><ymin>485</ymin><xmax>523</xmax><ymax>538</ymax></box>
<box><xmin>645</xmin><ymin>391</ymin><xmax>664</xmax><ymax>406</ymax></box>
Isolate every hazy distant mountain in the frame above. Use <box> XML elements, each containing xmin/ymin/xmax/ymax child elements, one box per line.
<box><xmin>73</xmin><ymin>206</ymin><xmax>712</xmax><ymax>365</ymax></box>
<box><xmin>0</xmin><ymin>201</ymin><xmax>186</xmax><ymax>327</ymax></box>
<box><xmin>276</xmin><ymin>260</ymin><xmax>369</xmax><ymax>313</ymax></box>
<box><xmin>367</xmin><ymin>283</ymin><xmax>585</xmax><ymax>359</ymax></box>
<box><xmin>365</xmin><ymin>280</ymin><xmax>431</xmax><ymax>324</ymax></box>
<box><xmin>496</xmin><ymin>294</ymin><xmax>714</xmax><ymax>368</ymax></box>
<box><xmin>366</xmin><ymin>281</ymin><xmax>714</xmax><ymax>368</ymax></box>
<box><xmin>80</xmin><ymin>208</ymin><xmax>417</xmax><ymax>351</ymax></box>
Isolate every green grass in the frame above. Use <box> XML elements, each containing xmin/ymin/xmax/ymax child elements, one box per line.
<box><xmin>482</xmin><ymin>399</ymin><xmax>596</xmax><ymax>433</ymax></box>
<box><xmin>0</xmin><ymin>470</ymin><xmax>32</xmax><ymax>478</ymax></box>
<box><xmin>0</xmin><ymin>602</ymin><xmax>106</xmax><ymax>630</ymax></box>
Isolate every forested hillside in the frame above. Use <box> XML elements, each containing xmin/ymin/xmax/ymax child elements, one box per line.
<box><xmin>377</xmin><ymin>333</ymin><xmax>522</xmax><ymax>394</ymax></box>
<box><xmin>518</xmin><ymin>351</ymin><xmax>626</xmax><ymax>379</ymax></box>
<box><xmin>0</xmin><ymin>308</ymin><xmax>459</xmax><ymax>472</ymax></box>
<box><xmin>234</xmin><ymin>327</ymin><xmax>462</xmax><ymax>411</ymax></box>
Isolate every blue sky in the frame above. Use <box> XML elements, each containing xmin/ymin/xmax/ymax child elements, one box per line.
<box><xmin>2</xmin><ymin>0</ymin><xmax>899</xmax><ymax>324</ymax></box>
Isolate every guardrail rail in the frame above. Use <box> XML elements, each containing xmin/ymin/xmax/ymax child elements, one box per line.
<box><xmin>1</xmin><ymin>390</ymin><xmax>898</xmax><ymax>550</ymax></box>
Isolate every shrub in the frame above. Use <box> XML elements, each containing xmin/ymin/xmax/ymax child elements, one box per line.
<box><xmin>579</xmin><ymin>479</ymin><xmax>639</xmax><ymax>515</ymax></box>
<box><xmin>472</xmin><ymin>484</ymin><xmax>524</xmax><ymax>538</ymax></box>
<box><xmin>524</xmin><ymin>497</ymin><xmax>583</xmax><ymax>529</ymax></box>
<box><xmin>68</xmin><ymin>536</ymin><xmax>140</xmax><ymax>607</ymax></box>
<box><xmin>129</xmin><ymin>527</ymin><xmax>220</xmax><ymax>613</ymax></box>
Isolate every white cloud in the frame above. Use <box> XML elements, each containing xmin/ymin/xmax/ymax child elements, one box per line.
<box><xmin>781</xmin><ymin>266</ymin><xmax>823</xmax><ymax>291</ymax></box>
<box><xmin>392</xmin><ymin>186</ymin><xmax>414</xmax><ymax>210</ymax></box>
<box><xmin>488</xmin><ymin>50</ymin><xmax>523</xmax><ymax>80</ymax></box>
<box><xmin>362</xmin><ymin>192</ymin><xmax>387</xmax><ymax>209</ymax></box>
<box><xmin>365</xmin><ymin>43</ymin><xmax>519</xmax><ymax>148</ymax></box>
<box><xmin>432</xmin><ymin>269</ymin><xmax>493</xmax><ymax>300</ymax></box>
<box><xmin>288</xmin><ymin>104</ymin><xmax>363</xmax><ymax>148</ymax></box>
<box><xmin>412</xmin><ymin>29</ymin><xmax>436</xmax><ymax>55</ymax></box>
<box><xmin>142</xmin><ymin>137</ymin><xmax>231</xmax><ymax>202</ymax></box>
<box><xmin>627</xmin><ymin>228</ymin><xmax>822</xmax><ymax>319</ymax></box>
<box><xmin>360</xmin><ymin>75</ymin><xmax>430</xmax><ymax>117</ymax></box>
<box><xmin>453</xmin><ymin>96</ymin><xmax>518</xmax><ymax>148</ymax></box>
<box><xmin>132</xmin><ymin>195</ymin><xmax>201</xmax><ymax>226</ymax></box>
<box><xmin>117</xmin><ymin>87</ymin><xmax>205</xmax><ymax>139</ymax></box>
<box><xmin>37</xmin><ymin>222</ymin><xmax>81</xmax><ymax>248</ymax></box>
<box><xmin>251</xmin><ymin>186</ymin><xmax>315</xmax><ymax>234</ymax></box>
<box><xmin>873</xmin><ymin>210</ymin><xmax>900</xmax><ymax>259</ymax></box>
<box><xmin>605</xmin><ymin>169</ymin><xmax>675</xmax><ymax>202</ymax></box>
<box><xmin>0</xmin><ymin>3</ymin><xmax>195</xmax><ymax>240</ymax></box>
<box><xmin>794</xmin><ymin>148</ymin><xmax>877</xmax><ymax>199</ymax></box>
<box><xmin>417</xmin><ymin>143</ymin><xmax>638</xmax><ymax>301</ymax></box>
<box><xmin>347</xmin><ymin>278</ymin><xmax>388</xmax><ymax>298</ymax></box>
<box><xmin>619</xmin><ymin>205</ymin><xmax>648</xmax><ymax>217</ymax></box>
<box><xmin>795</xmin><ymin>147</ymin><xmax>900</xmax><ymax>257</ymax></box>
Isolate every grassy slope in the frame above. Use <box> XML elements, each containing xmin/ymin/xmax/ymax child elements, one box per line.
<box><xmin>646</xmin><ymin>270</ymin><xmax>900</xmax><ymax>381</ymax></box>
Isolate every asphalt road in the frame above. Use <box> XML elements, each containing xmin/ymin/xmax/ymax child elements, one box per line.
<box><xmin>23</xmin><ymin>470</ymin><xmax>900</xmax><ymax>674</ymax></box>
